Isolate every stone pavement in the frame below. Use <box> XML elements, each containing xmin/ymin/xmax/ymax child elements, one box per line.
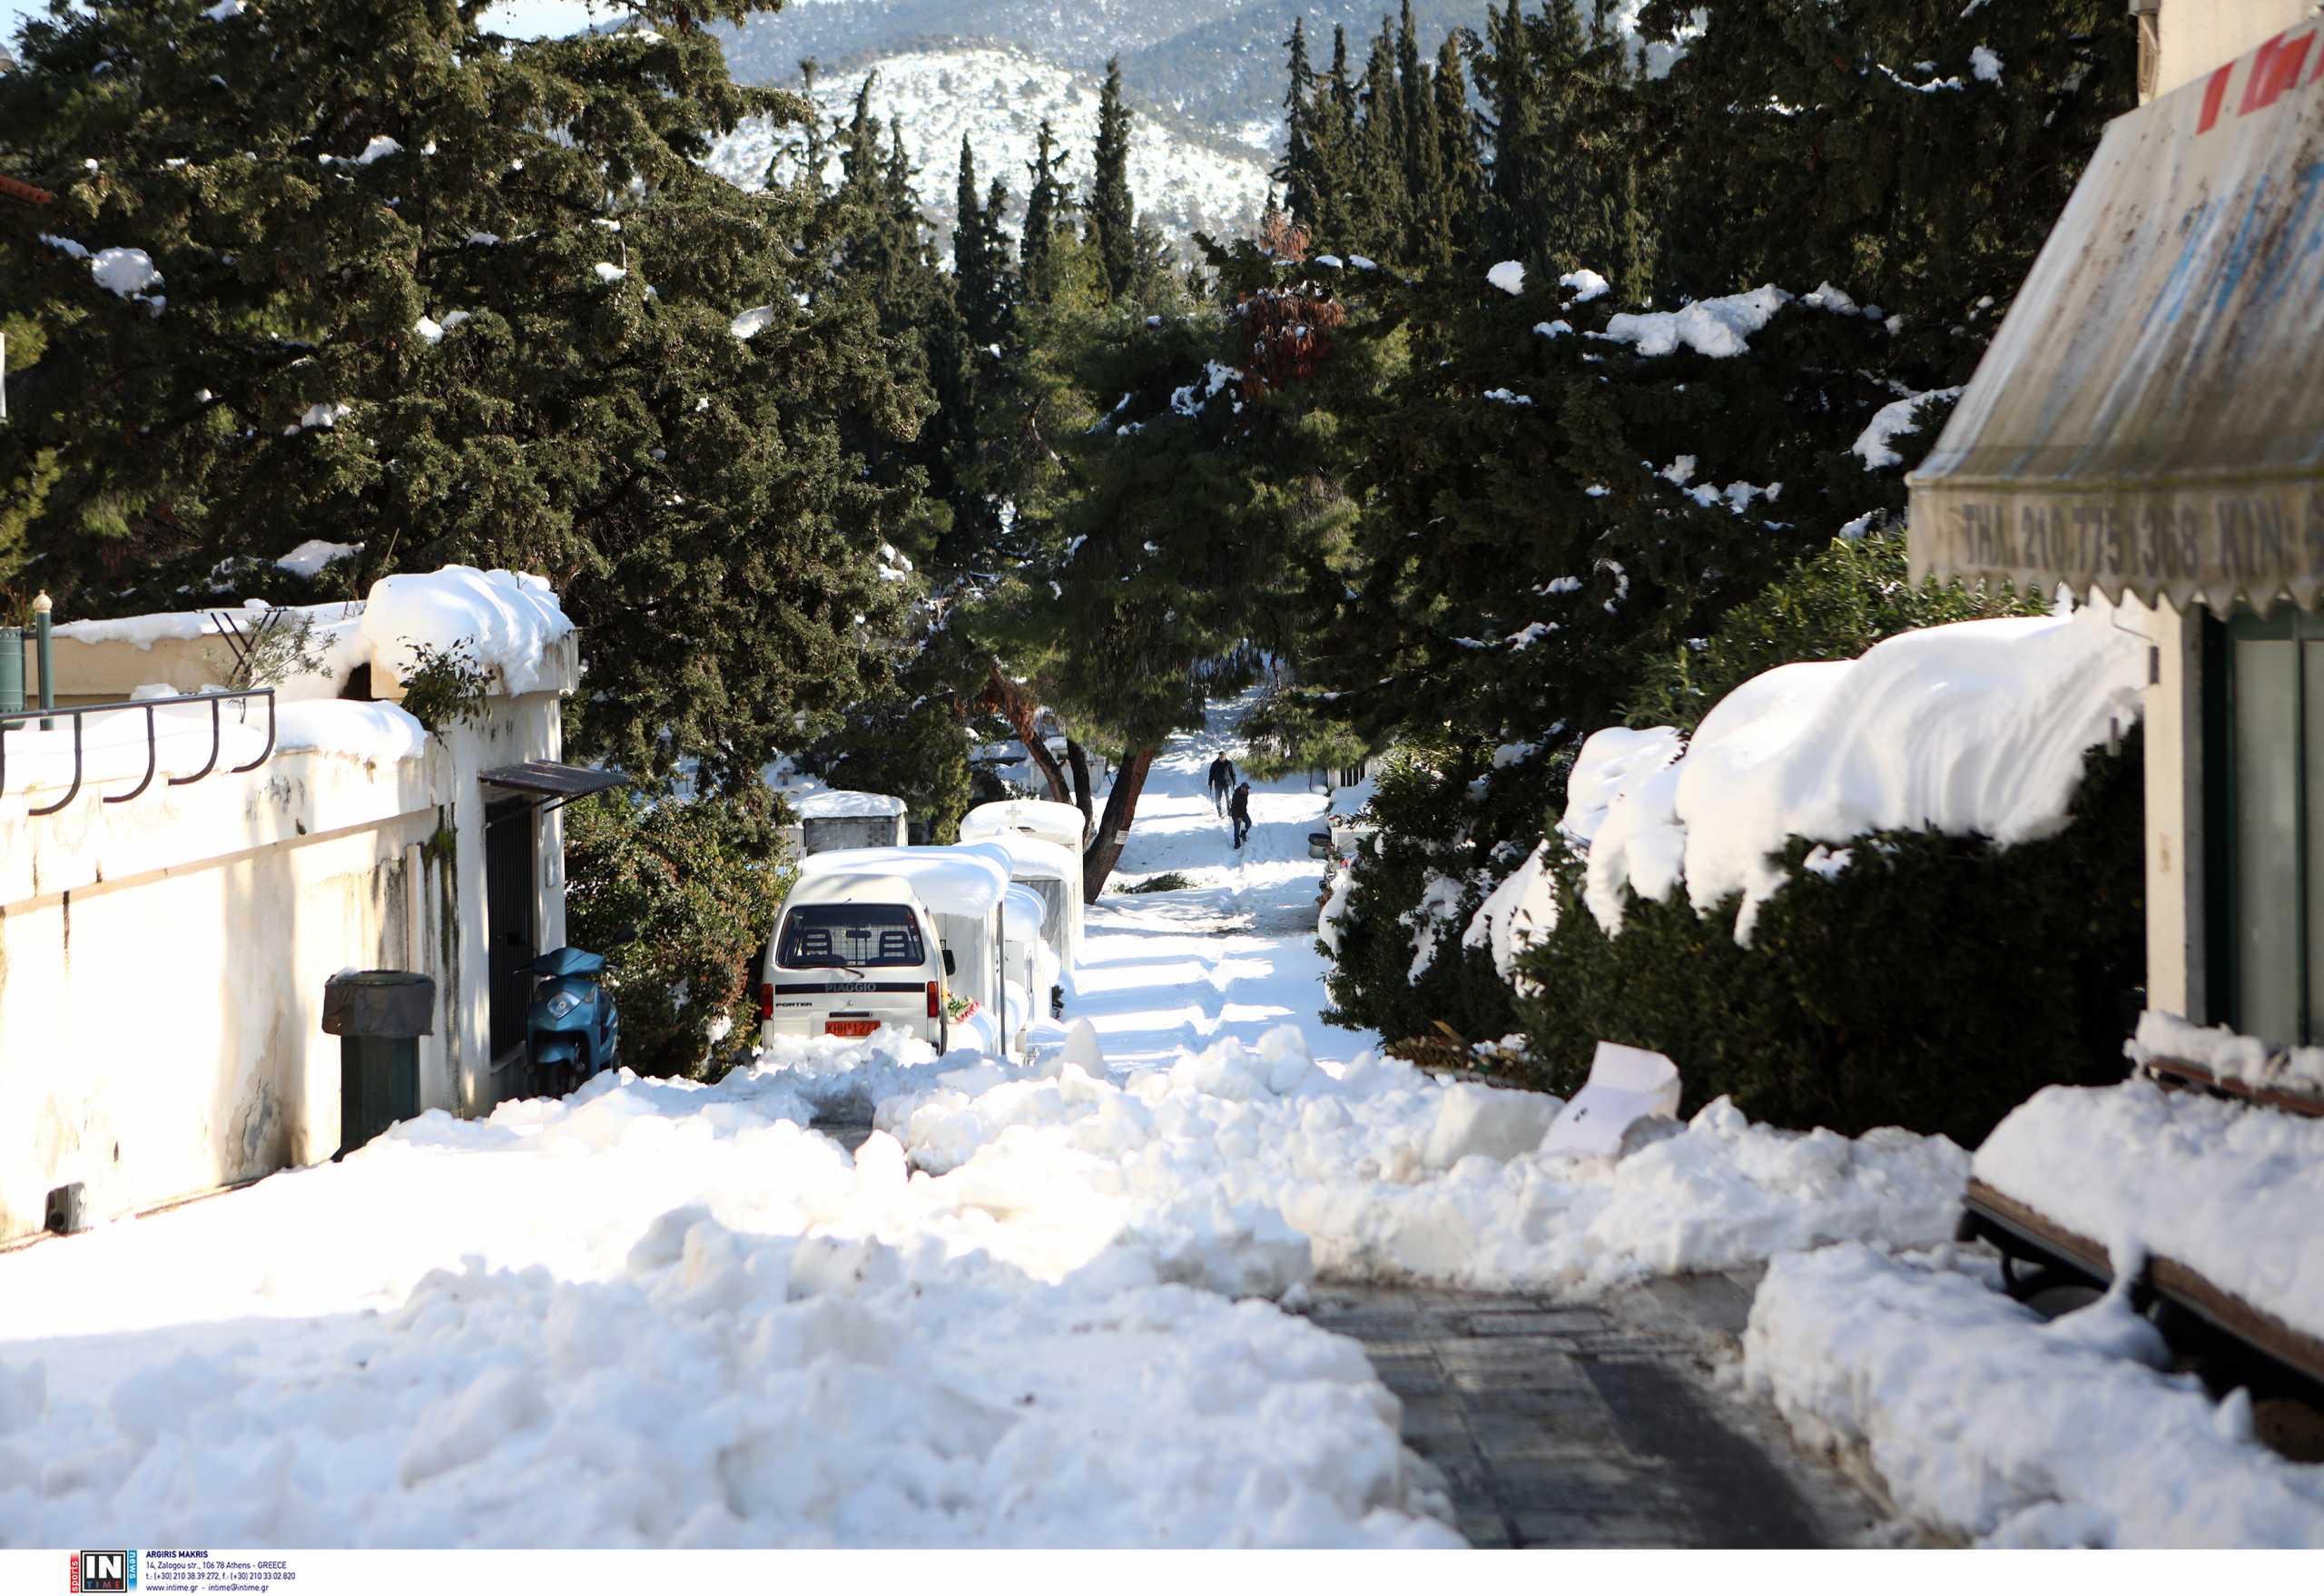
<box><xmin>1309</xmin><ymin>1276</ymin><xmax>1900</xmax><ymax>1549</ymax></box>
<box><xmin>812</xmin><ymin>1115</ymin><xmax>1900</xmax><ymax>1549</ymax></box>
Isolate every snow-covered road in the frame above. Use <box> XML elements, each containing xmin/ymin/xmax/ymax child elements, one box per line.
<box><xmin>0</xmin><ymin>698</ymin><xmax>1974</xmax><ymax>1548</ymax></box>
<box><xmin>1071</xmin><ymin>695</ymin><xmax>1373</xmax><ymax>1069</ymax></box>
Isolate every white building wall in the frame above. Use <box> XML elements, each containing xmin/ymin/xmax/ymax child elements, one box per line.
<box><xmin>2157</xmin><ymin>1</ymin><xmax>2317</xmax><ymax>97</ymax></box>
<box><xmin>1</xmin><ymin>662</ymin><xmax>575</xmax><ymax>1242</ymax></box>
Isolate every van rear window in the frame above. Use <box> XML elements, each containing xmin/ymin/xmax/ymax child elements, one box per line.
<box><xmin>779</xmin><ymin>905</ymin><xmax>926</xmax><ymax>969</ymax></box>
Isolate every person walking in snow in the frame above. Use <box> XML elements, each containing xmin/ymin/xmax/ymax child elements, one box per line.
<box><xmin>1229</xmin><ymin>781</ymin><xmax>1253</xmax><ymax>851</ymax></box>
<box><xmin>1207</xmin><ymin>754</ymin><xmax>1237</xmax><ymax>817</ymax></box>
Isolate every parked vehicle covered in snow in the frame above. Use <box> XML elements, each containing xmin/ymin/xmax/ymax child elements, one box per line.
<box><xmin>792</xmin><ymin>790</ymin><xmax>909</xmax><ymax>855</ymax></box>
<box><xmin>758</xmin><ymin>872</ymin><xmax>953</xmax><ymax>1052</ymax></box>
<box><xmin>1000</xmin><ymin>882</ymin><xmax>1051</xmax><ymax>1059</ymax></box>
<box><xmin>954</xmin><ymin>832</ymin><xmax>1079</xmax><ymax>1012</ymax></box>
<box><xmin>959</xmin><ymin>799</ymin><xmax>1086</xmax><ymax>964</ymax></box>
<box><xmin>790</xmin><ymin>845</ymin><xmax>1016</xmax><ymax>1058</ymax></box>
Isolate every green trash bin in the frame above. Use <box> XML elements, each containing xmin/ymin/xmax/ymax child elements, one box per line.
<box><xmin>0</xmin><ymin>626</ymin><xmax>22</xmax><ymax>715</ymax></box>
<box><xmin>322</xmin><ymin>970</ymin><xmax>435</xmax><ymax>1156</ymax></box>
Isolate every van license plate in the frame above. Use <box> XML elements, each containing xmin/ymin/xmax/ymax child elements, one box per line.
<box><xmin>825</xmin><ymin>1020</ymin><xmax>880</xmax><ymax>1038</ymax></box>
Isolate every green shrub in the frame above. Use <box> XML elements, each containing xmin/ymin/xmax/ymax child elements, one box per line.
<box><xmin>564</xmin><ymin>785</ymin><xmax>793</xmax><ymax>1081</ymax></box>
<box><xmin>1321</xmin><ymin>743</ymin><xmax>1567</xmax><ymax>1044</ymax></box>
<box><xmin>1623</xmin><ymin>534</ymin><xmax>2052</xmax><ymax>734</ymax></box>
<box><xmin>1117</xmin><ymin>871</ymin><xmax>1193</xmax><ymax>893</ymax></box>
<box><xmin>1509</xmin><ymin>733</ymin><xmax>2144</xmax><ymax>1146</ymax></box>
<box><xmin>398</xmin><ymin>638</ymin><xmax>492</xmax><ymax>734</ymax></box>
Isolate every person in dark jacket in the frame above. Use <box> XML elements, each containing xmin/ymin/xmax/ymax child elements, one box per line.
<box><xmin>1207</xmin><ymin>754</ymin><xmax>1237</xmax><ymax>816</ymax></box>
<box><xmin>1228</xmin><ymin>782</ymin><xmax>1253</xmax><ymax>850</ymax></box>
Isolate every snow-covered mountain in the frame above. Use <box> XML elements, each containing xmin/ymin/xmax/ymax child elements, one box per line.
<box><xmin>714</xmin><ymin>2</ymin><xmax>1499</xmax><ymax>153</ymax></box>
<box><xmin>704</xmin><ymin>46</ymin><xmax>1276</xmax><ymax>252</ymax></box>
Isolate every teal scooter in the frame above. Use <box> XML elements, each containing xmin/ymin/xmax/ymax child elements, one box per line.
<box><xmin>526</xmin><ymin>933</ymin><xmax>629</xmax><ymax>1095</ymax></box>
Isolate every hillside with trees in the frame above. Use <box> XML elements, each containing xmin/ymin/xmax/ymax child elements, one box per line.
<box><xmin>0</xmin><ymin>0</ymin><xmax>2133</xmax><ymax>1085</ymax></box>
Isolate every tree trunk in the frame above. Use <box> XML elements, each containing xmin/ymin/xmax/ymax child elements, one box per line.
<box><xmin>1064</xmin><ymin>739</ymin><xmax>1095</xmax><ymax>838</ymax></box>
<box><xmin>1081</xmin><ymin>744</ymin><xmax>1156</xmax><ymax>901</ymax></box>
<box><xmin>980</xmin><ymin>663</ymin><xmax>1069</xmax><ymax>804</ymax></box>
<box><xmin>1018</xmin><ymin>723</ymin><xmax>1072</xmax><ymax>806</ymax></box>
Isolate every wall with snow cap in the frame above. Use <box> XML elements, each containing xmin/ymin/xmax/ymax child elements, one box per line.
<box><xmin>2</xmin><ymin>579</ymin><xmax>585</xmax><ymax>1241</ymax></box>
<box><xmin>361</xmin><ymin>566</ymin><xmax>576</xmax><ymax>697</ymax></box>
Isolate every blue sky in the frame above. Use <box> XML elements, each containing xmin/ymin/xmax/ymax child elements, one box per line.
<box><xmin>2</xmin><ymin>2</ymin><xmax>626</xmax><ymax>49</ymax></box>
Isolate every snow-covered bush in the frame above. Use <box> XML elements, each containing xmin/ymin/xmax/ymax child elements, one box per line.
<box><xmin>1511</xmin><ymin>732</ymin><xmax>2143</xmax><ymax>1146</ymax></box>
<box><xmin>564</xmin><ymin>786</ymin><xmax>794</xmax><ymax>1080</ymax></box>
<box><xmin>1321</xmin><ymin>742</ymin><xmax>1569</xmax><ymax>1047</ymax></box>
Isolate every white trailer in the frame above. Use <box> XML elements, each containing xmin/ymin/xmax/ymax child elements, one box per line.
<box><xmin>959</xmin><ymin>799</ymin><xmax>1087</xmax><ymax>965</ymax></box>
<box><xmin>793</xmin><ymin>790</ymin><xmax>909</xmax><ymax>855</ymax></box>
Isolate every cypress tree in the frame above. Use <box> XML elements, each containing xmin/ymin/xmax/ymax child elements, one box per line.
<box><xmin>1430</xmin><ymin>33</ymin><xmax>1484</xmax><ymax>264</ymax></box>
<box><xmin>1277</xmin><ymin>18</ymin><xmax>1322</xmax><ymax>232</ymax></box>
<box><xmin>954</xmin><ymin>136</ymin><xmax>999</xmax><ymax>342</ymax></box>
<box><xmin>1396</xmin><ymin>2</ymin><xmax>1432</xmax><ymax>205</ymax></box>
<box><xmin>1088</xmin><ymin>57</ymin><xmax>1137</xmax><ymax>300</ymax></box>
<box><xmin>1311</xmin><ymin>25</ymin><xmax>1359</xmax><ymax>245</ymax></box>
<box><xmin>1020</xmin><ymin>118</ymin><xmax>1072</xmax><ymax>293</ymax></box>
<box><xmin>1474</xmin><ymin>2</ymin><xmax>1539</xmax><ymax>265</ymax></box>
<box><xmin>1356</xmin><ymin>21</ymin><xmax>1409</xmax><ymax>247</ymax></box>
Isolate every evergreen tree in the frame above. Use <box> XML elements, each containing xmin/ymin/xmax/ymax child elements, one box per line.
<box><xmin>1019</xmin><ymin>118</ymin><xmax>1072</xmax><ymax>295</ymax></box>
<box><xmin>1276</xmin><ymin>18</ymin><xmax>1322</xmax><ymax>231</ymax></box>
<box><xmin>952</xmin><ymin>137</ymin><xmax>1011</xmax><ymax>350</ymax></box>
<box><xmin>1395</xmin><ymin>2</ymin><xmax>1432</xmax><ymax>208</ymax></box>
<box><xmin>1307</xmin><ymin>25</ymin><xmax>1359</xmax><ymax>246</ymax></box>
<box><xmin>1088</xmin><ymin>57</ymin><xmax>1137</xmax><ymax>300</ymax></box>
<box><xmin>1354</xmin><ymin>22</ymin><xmax>1409</xmax><ymax>247</ymax></box>
<box><xmin>1428</xmin><ymin>33</ymin><xmax>1483</xmax><ymax>265</ymax></box>
<box><xmin>0</xmin><ymin>0</ymin><xmax>937</xmax><ymax>794</ymax></box>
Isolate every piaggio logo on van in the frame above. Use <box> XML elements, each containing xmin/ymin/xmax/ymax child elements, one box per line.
<box><xmin>829</xmin><ymin>980</ymin><xmax>876</xmax><ymax>992</ymax></box>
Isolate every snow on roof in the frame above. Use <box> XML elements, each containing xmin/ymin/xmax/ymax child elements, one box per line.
<box><xmin>800</xmin><ymin>845</ymin><xmax>1008</xmax><ymax>916</ymax></box>
<box><xmin>53</xmin><ymin>607</ymin><xmax>235</xmax><ymax>648</ymax></box>
<box><xmin>276</xmin><ymin>700</ymin><xmax>428</xmax><ymax>764</ymax></box>
<box><xmin>959</xmin><ymin>799</ymin><xmax>1086</xmax><ymax>854</ymax></box>
<box><xmin>1579</xmin><ymin>601</ymin><xmax>2143</xmax><ymax>942</ymax></box>
<box><xmin>953</xmin><ymin>832</ymin><xmax>1076</xmax><ymax>883</ymax></box>
<box><xmin>782</xmin><ymin>872</ymin><xmax>925</xmax><ymax>911</ymax></box>
<box><xmin>793</xmin><ymin>790</ymin><xmax>907</xmax><ymax>820</ymax></box>
<box><xmin>275</xmin><ymin>538</ymin><xmax>360</xmax><ymax>580</ymax></box>
<box><xmin>361</xmin><ymin>566</ymin><xmax>573</xmax><ymax>695</ymax></box>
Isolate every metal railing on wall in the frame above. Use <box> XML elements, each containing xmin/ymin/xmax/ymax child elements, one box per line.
<box><xmin>0</xmin><ymin>689</ymin><xmax>278</xmax><ymax>815</ymax></box>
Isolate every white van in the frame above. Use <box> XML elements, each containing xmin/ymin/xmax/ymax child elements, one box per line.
<box><xmin>790</xmin><ymin>845</ymin><xmax>1016</xmax><ymax>1058</ymax></box>
<box><xmin>757</xmin><ymin>872</ymin><xmax>950</xmax><ymax>1049</ymax></box>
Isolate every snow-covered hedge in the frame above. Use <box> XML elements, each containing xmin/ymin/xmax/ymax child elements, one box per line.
<box><xmin>1510</xmin><ymin>733</ymin><xmax>2142</xmax><ymax>1144</ymax></box>
<box><xmin>1502</xmin><ymin>601</ymin><xmax>2149</xmax><ymax>1143</ymax></box>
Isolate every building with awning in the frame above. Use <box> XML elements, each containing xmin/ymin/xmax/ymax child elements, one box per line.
<box><xmin>1911</xmin><ymin>0</ymin><xmax>2324</xmax><ymax>1050</ymax></box>
<box><xmin>1930</xmin><ymin>3</ymin><xmax>2324</xmax><ymax>1395</ymax></box>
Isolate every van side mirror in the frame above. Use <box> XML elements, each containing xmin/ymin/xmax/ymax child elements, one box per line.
<box><xmin>943</xmin><ymin>949</ymin><xmax>957</xmax><ymax>977</ymax></box>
